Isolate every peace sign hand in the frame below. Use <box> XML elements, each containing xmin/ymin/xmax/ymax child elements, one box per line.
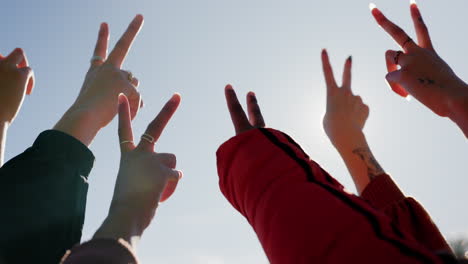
<box><xmin>224</xmin><ymin>84</ymin><xmax>265</xmax><ymax>135</ymax></box>
<box><xmin>321</xmin><ymin>50</ymin><xmax>369</xmax><ymax>149</ymax></box>
<box><xmin>371</xmin><ymin>3</ymin><xmax>468</xmax><ymax>118</ymax></box>
<box><xmin>72</xmin><ymin>15</ymin><xmax>144</xmax><ymax>131</ymax></box>
<box><xmin>108</xmin><ymin>94</ymin><xmax>182</xmax><ymax>237</ymax></box>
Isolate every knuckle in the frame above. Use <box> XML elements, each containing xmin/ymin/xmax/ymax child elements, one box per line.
<box><xmin>385</xmin><ymin>50</ymin><xmax>394</xmax><ymax>57</ymax></box>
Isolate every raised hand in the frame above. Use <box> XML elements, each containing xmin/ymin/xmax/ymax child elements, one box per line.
<box><xmin>321</xmin><ymin>50</ymin><xmax>369</xmax><ymax>149</ymax></box>
<box><xmin>100</xmin><ymin>94</ymin><xmax>182</xmax><ymax>243</ymax></box>
<box><xmin>75</xmin><ymin>15</ymin><xmax>143</xmax><ymax>126</ymax></box>
<box><xmin>0</xmin><ymin>48</ymin><xmax>34</xmax><ymax>125</ymax></box>
<box><xmin>54</xmin><ymin>15</ymin><xmax>144</xmax><ymax>146</ymax></box>
<box><xmin>370</xmin><ymin>3</ymin><xmax>468</xmax><ymax>119</ymax></box>
<box><xmin>225</xmin><ymin>84</ymin><xmax>265</xmax><ymax>135</ymax></box>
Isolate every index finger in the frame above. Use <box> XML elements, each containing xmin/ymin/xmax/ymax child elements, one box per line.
<box><xmin>371</xmin><ymin>7</ymin><xmax>417</xmax><ymax>52</ymax></box>
<box><xmin>225</xmin><ymin>85</ymin><xmax>252</xmax><ymax>135</ymax></box>
<box><xmin>321</xmin><ymin>49</ymin><xmax>338</xmax><ymax>94</ymax></box>
<box><xmin>137</xmin><ymin>93</ymin><xmax>181</xmax><ymax>151</ymax></box>
<box><xmin>106</xmin><ymin>14</ymin><xmax>144</xmax><ymax>68</ymax></box>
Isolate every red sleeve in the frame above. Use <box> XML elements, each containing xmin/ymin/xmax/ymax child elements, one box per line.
<box><xmin>361</xmin><ymin>174</ymin><xmax>452</xmax><ymax>255</ymax></box>
<box><xmin>217</xmin><ymin>128</ymin><xmax>443</xmax><ymax>264</ymax></box>
<box><xmin>60</xmin><ymin>239</ymin><xmax>139</xmax><ymax>264</ymax></box>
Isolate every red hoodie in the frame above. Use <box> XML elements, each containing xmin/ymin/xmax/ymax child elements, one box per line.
<box><xmin>216</xmin><ymin>128</ymin><xmax>452</xmax><ymax>264</ymax></box>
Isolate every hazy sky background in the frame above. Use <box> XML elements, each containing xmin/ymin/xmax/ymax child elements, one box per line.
<box><xmin>2</xmin><ymin>0</ymin><xmax>467</xmax><ymax>263</ymax></box>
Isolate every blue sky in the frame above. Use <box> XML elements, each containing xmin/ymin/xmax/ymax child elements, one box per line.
<box><xmin>2</xmin><ymin>0</ymin><xmax>468</xmax><ymax>262</ymax></box>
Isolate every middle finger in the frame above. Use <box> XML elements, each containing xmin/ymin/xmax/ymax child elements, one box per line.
<box><xmin>371</xmin><ymin>7</ymin><xmax>417</xmax><ymax>52</ymax></box>
<box><xmin>106</xmin><ymin>15</ymin><xmax>144</xmax><ymax>68</ymax></box>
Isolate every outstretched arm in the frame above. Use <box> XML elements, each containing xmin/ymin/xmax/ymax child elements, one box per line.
<box><xmin>321</xmin><ymin>50</ymin><xmax>382</xmax><ymax>194</ymax></box>
<box><xmin>0</xmin><ymin>48</ymin><xmax>34</xmax><ymax>165</ymax></box>
<box><xmin>321</xmin><ymin>49</ymin><xmax>452</xmax><ymax>256</ymax></box>
<box><xmin>61</xmin><ymin>94</ymin><xmax>182</xmax><ymax>263</ymax></box>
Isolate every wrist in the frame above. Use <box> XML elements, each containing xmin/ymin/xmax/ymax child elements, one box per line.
<box><xmin>447</xmin><ymin>82</ymin><xmax>468</xmax><ymax>138</ymax></box>
<box><xmin>93</xmin><ymin>208</ymin><xmax>145</xmax><ymax>247</ymax></box>
<box><xmin>330</xmin><ymin>129</ymin><xmax>367</xmax><ymax>153</ymax></box>
<box><xmin>53</xmin><ymin>106</ymin><xmax>103</xmax><ymax>146</ymax></box>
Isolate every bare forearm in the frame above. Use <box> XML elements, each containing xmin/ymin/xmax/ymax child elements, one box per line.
<box><xmin>93</xmin><ymin>209</ymin><xmax>145</xmax><ymax>249</ymax></box>
<box><xmin>53</xmin><ymin>107</ymin><xmax>102</xmax><ymax>147</ymax></box>
<box><xmin>334</xmin><ymin>132</ymin><xmax>385</xmax><ymax>194</ymax></box>
<box><xmin>0</xmin><ymin>122</ymin><xmax>8</xmax><ymax>166</ymax></box>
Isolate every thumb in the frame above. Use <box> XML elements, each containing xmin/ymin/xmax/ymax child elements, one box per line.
<box><xmin>118</xmin><ymin>94</ymin><xmax>135</xmax><ymax>152</ymax></box>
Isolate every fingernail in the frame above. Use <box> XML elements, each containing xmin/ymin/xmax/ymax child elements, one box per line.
<box><xmin>410</xmin><ymin>0</ymin><xmax>417</xmax><ymax>5</ymax></box>
<box><xmin>225</xmin><ymin>84</ymin><xmax>233</xmax><ymax>90</ymax></box>
<box><xmin>118</xmin><ymin>93</ymin><xmax>126</xmax><ymax>104</ymax></box>
<box><xmin>348</xmin><ymin>56</ymin><xmax>352</xmax><ymax>62</ymax></box>
<box><xmin>321</xmin><ymin>49</ymin><xmax>327</xmax><ymax>55</ymax></box>
<box><xmin>369</xmin><ymin>3</ymin><xmax>377</xmax><ymax>11</ymax></box>
<box><xmin>172</xmin><ymin>92</ymin><xmax>181</xmax><ymax>101</ymax></box>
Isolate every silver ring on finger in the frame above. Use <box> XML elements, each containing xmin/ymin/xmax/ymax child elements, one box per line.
<box><xmin>141</xmin><ymin>133</ymin><xmax>155</xmax><ymax>144</ymax></box>
<box><xmin>90</xmin><ymin>55</ymin><xmax>104</xmax><ymax>64</ymax></box>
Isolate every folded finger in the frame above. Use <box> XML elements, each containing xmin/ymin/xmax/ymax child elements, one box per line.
<box><xmin>157</xmin><ymin>153</ymin><xmax>177</xmax><ymax>169</ymax></box>
<box><xmin>129</xmin><ymin>91</ymin><xmax>141</xmax><ymax>121</ymax></box>
<box><xmin>160</xmin><ymin>169</ymin><xmax>182</xmax><ymax>203</ymax></box>
<box><xmin>246</xmin><ymin>92</ymin><xmax>265</xmax><ymax>128</ymax></box>
<box><xmin>107</xmin><ymin>15</ymin><xmax>144</xmax><ymax>68</ymax></box>
<box><xmin>137</xmin><ymin>93</ymin><xmax>181</xmax><ymax>151</ymax></box>
<box><xmin>385</xmin><ymin>54</ymin><xmax>409</xmax><ymax>97</ymax></box>
<box><xmin>321</xmin><ymin>49</ymin><xmax>338</xmax><ymax>94</ymax></box>
<box><xmin>410</xmin><ymin>3</ymin><xmax>434</xmax><ymax>51</ymax></box>
<box><xmin>225</xmin><ymin>85</ymin><xmax>252</xmax><ymax>135</ymax></box>
<box><xmin>17</xmin><ymin>50</ymin><xmax>29</xmax><ymax>69</ymax></box>
<box><xmin>91</xmin><ymin>23</ymin><xmax>109</xmax><ymax>67</ymax></box>
<box><xmin>385</xmin><ymin>50</ymin><xmax>409</xmax><ymax>66</ymax></box>
<box><xmin>20</xmin><ymin>67</ymin><xmax>35</xmax><ymax>95</ymax></box>
<box><xmin>5</xmin><ymin>48</ymin><xmax>25</xmax><ymax>65</ymax></box>
<box><xmin>118</xmin><ymin>94</ymin><xmax>135</xmax><ymax>152</ymax></box>
<box><xmin>371</xmin><ymin>7</ymin><xmax>417</xmax><ymax>52</ymax></box>
<box><xmin>131</xmin><ymin>77</ymin><xmax>139</xmax><ymax>88</ymax></box>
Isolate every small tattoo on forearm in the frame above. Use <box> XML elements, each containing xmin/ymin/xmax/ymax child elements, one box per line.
<box><xmin>352</xmin><ymin>147</ymin><xmax>385</xmax><ymax>180</ymax></box>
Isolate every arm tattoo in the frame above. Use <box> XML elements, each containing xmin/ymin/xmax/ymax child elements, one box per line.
<box><xmin>352</xmin><ymin>147</ymin><xmax>385</xmax><ymax>180</ymax></box>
